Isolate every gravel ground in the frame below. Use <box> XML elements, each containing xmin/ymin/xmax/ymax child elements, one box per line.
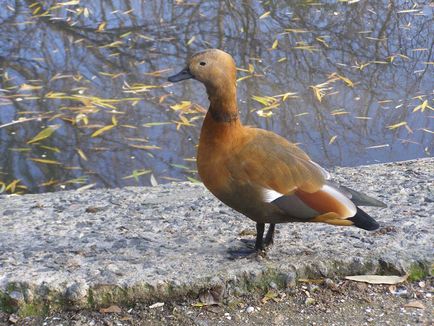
<box><xmin>0</xmin><ymin>158</ymin><xmax>433</xmax><ymax>319</ymax></box>
<box><xmin>2</xmin><ymin>278</ymin><xmax>432</xmax><ymax>325</ymax></box>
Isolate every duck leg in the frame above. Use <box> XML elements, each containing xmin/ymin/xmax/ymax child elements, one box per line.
<box><xmin>264</xmin><ymin>223</ymin><xmax>275</xmax><ymax>248</ymax></box>
<box><xmin>255</xmin><ymin>222</ymin><xmax>265</xmax><ymax>251</ymax></box>
<box><xmin>228</xmin><ymin>223</ymin><xmax>270</xmax><ymax>259</ymax></box>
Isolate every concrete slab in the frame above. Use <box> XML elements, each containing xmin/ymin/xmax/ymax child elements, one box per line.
<box><xmin>0</xmin><ymin>159</ymin><xmax>432</xmax><ymax>315</ymax></box>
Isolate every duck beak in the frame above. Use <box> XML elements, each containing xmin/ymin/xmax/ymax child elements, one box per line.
<box><xmin>168</xmin><ymin>68</ymin><xmax>194</xmax><ymax>82</ymax></box>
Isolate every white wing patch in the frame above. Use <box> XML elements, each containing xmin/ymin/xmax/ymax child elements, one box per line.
<box><xmin>262</xmin><ymin>188</ymin><xmax>319</xmax><ymax>220</ymax></box>
<box><xmin>262</xmin><ymin>188</ymin><xmax>284</xmax><ymax>203</ymax></box>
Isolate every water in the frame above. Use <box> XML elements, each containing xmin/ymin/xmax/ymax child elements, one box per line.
<box><xmin>0</xmin><ymin>0</ymin><xmax>432</xmax><ymax>194</ymax></box>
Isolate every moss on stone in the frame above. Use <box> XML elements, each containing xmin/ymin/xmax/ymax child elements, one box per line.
<box><xmin>0</xmin><ymin>291</ymin><xmax>17</xmax><ymax>314</ymax></box>
<box><xmin>407</xmin><ymin>263</ymin><xmax>429</xmax><ymax>281</ymax></box>
<box><xmin>18</xmin><ymin>303</ymin><xmax>49</xmax><ymax>317</ymax></box>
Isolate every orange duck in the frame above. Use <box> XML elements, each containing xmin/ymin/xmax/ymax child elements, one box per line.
<box><xmin>168</xmin><ymin>49</ymin><xmax>385</xmax><ymax>254</ymax></box>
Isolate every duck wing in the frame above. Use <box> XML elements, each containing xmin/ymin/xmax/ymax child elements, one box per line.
<box><xmin>229</xmin><ymin>129</ymin><xmax>381</xmax><ymax>229</ymax></box>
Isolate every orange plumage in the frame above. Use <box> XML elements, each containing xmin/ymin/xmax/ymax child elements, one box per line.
<box><xmin>168</xmin><ymin>49</ymin><xmax>385</xmax><ymax>254</ymax></box>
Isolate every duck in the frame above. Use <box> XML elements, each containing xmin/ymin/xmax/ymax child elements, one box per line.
<box><xmin>168</xmin><ymin>49</ymin><xmax>386</xmax><ymax>255</ymax></box>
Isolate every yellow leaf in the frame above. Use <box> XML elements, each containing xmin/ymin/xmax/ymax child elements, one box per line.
<box><xmin>19</xmin><ymin>83</ymin><xmax>43</xmax><ymax>91</ymax></box>
<box><xmin>285</xmin><ymin>28</ymin><xmax>309</xmax><ymax>33</ymax></box>
<box><xmin>271</xmin><ymin>39</ymin><xmax>278</xmax><ymax>49</ymax></box>
<box><xmin>30</xmin><ymin>158</ymin><xmax>62</xmax><ymax>165</ymax></box>
<box><xmin>143</xmin><ymin>122</ymin><xmax>171</xmax><ymax>127</ymax></box>
<box><xmin>128</xmin><ymin>144</ymin><xmax>161</xmax><ymax>150</ymax></box>
<box><xmin>58</xmin><ymin>0</ymin><xmax>80</xmax><ymax>6</ymax></box>
<box><xmin>274</xmin><ymin>92</ymin><xmax>298</xmax><ymax>101</ymax></box>
<box><xmin>40</xmin><ymin>179</ymin><xmax>58</xmax><ymax>187</ymax></box>
<box><xmin>236</xmin><ymin>75</ymin><xmax>252</xmax><ymax>82</ymax></box>
<box><xmin>187</xmin><ymin>177</ymin><xmax>201</xmax><ymax>183</ymax></box>
<box><xmin>97</xmin><ymin>22</ymin><xmax>106</xmax><ymax>32</ymax></box>
<box><xmin>170</xmin><ymin>101</ymin><xmax>192</xmax><ymax>111</ymax></box>
<box><xmin>76</xmin><ymin>148</ymin><xmax>88</xmax><ymax>161</ymax></box>
<box><xmin>330</xmin><ymin>73</ymin><xmax>354</xmax><ymax>87</ymax></box>
<box><xmin>310</xmin><ymin>86</ymin><xmax>325</xmax><ymax>102</ymax></box>
<box><xmin>259</xmin><ymin>11</ymin><xmax>270</xmax><ymax>19</ymax></box>
<box><xmin>187</xmin><ymin>36</ymin><xmax>196</xmax><ymax>45</ymax></box>
<box><xmin>120</xmin><ymin>32</ymin><xmax>132</xmax><ymax>38</ymax></box>
<box><xmin>91</xmin><ymin>124</ymin><xmax>115</xmax><ymax>137</ymax></box>
<box><xmin>27</xmin><ymin>125</ymin><xmax>60</xmax><ymax>144</ymax></box>
<box><xmin>5</xmin><ymin>179</ymin><xmax>21</xmax><ymax>193</ymax></box>
<box><xmin>412</xmin><ymin>100</ymin><xmax>432</xmax><ymax>112</ymax></box>
<box><xmin>329</xmin><ymin>135</ymin><xmax>337</xmax><ymax>144</ymax></box>
<box><xmin>38</xmin><ymin>145</ymin><xmax>60</xmax><ymax>153</ymax></box>
<box><xmin>387</xmin><ymin>121</ymin><xmax>407</xmax><ymax>130</ymax></box>
<box><xmin>331</xmin><ymin>110</ymin><xmax>349</xmax><ymax>116</ymax></box>
<box><xmin>122</xmin><ymin>169</ymin><xmax>151</xmax><ymax>181</ymax></box>
<box><xmin>251</xmin><ymin>95</ymin><xmax>276</xmax><ymax>106</ymax></box>
<box><xmin>366</xmin><ymin>144</ymin><xmax>390</xmax><ymax>149</ymax></box>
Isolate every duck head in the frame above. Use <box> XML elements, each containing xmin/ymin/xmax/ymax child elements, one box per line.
<box><xmin>168</xmin><ymin>49</ymin><xmax>237</xmax><ymax>95</ymax></box>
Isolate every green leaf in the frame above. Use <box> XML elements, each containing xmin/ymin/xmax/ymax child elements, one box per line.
<box><xmin>27</xmin><ymin>125</ymin><xmax>60</xmax><ymax>144</ymax></box>
<box><xmin>122</xmin><ymin>169</ymin><xmax>151</xmax><ymax>182</ymax></box>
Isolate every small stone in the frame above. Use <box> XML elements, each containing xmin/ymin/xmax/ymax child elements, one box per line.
<box><xmin>324</xmin><ymin>278</ymin><xmax>338</xmax><ymax>291</ymax></box>
<box><xmin>246</xmin><ymin>306</ymin><xmax>254</xmax><ymax>313</ymax></box>
<box><xmin>8</xmin><ymin>314</ymin><xmax>19</xmax><ymax>324</ymax></box>
<box><xmin>9</xmin><ymin>290</ymin><xmax>24</xmax><ymax>302</ymax></box>
<box><xmin>65</xmin><ymin>282</ymin><xmax>88</xmax><ymax>302</ymax></box>
<box><xmin>285</xmin><ymin>272</ymin><xmax>297</xmax><ymax>288</ymax></box>
<box><xmin>269</xmin><ymin>281</ymin><xmax>277</xmax><ymax>289</ymax></box>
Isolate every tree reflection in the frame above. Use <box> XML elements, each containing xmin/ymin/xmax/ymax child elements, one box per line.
<box><xmin>0</xmin><ymin>0</ymin><xmax>432</xmax><ymax>193</ymax></box>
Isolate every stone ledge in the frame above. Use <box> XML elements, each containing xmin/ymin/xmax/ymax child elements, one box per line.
<box><xmin>0</xmin><ymin>159</ymin><xmax>433</xmax><ymax>316</ymax></box>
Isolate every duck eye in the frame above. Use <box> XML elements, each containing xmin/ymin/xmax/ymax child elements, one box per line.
<box><xmin>199</xmin><ymin>62</ymin><xmax>206</xmax><ymax>66</ymax></box>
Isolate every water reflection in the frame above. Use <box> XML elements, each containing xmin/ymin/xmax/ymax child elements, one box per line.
<box><xmin>0</xmin><ymin>0</ymin><xmax>432</xmax><ymax>194</ymax></box>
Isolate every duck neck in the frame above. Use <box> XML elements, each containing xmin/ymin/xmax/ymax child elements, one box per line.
<box><xmin>206</xmin><ymin>84</ymin><xmax>240</xmax><ymax>124</ymax></box>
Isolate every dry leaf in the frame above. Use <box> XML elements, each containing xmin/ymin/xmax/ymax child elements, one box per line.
<box><xmin>149</xmin><ymin>302</ymin><xmax>164</xmax><ymax>309</ymax></box>
<box><xmin>345</xmin><ymin>274</ymin><xmax>408</xmax><ymax>284</ymax></box>
<box><xmin>100</xmin><ymin>305</ymin><xmax>121</xmax><ymax>313</ymax></box>
<box><xmin>261</xmin><ymin>290</ymin><xmax>279</xmax><ymax>304</ymax></box>
<box><xmin>404</xmin><ymin>300</ymin><xmax>425</xmax><ymax>309</ymax></box>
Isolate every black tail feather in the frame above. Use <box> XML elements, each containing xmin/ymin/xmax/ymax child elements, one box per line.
<box><xmin>348</xmin><ymin>207</ymin><xmax>380</xmax><ymax>231</ymax></box>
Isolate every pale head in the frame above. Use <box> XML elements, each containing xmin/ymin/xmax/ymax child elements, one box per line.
<box><xmin>168</xmin><ymin>49</ymin><xmax>237</xmax><ymax>91</ymax></box>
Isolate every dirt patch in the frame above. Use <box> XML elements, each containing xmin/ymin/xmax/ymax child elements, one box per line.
<box><xmin>3</xmin><ymin>278</ymin><xmax>431</xmax><ymax>326</ymax></box>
